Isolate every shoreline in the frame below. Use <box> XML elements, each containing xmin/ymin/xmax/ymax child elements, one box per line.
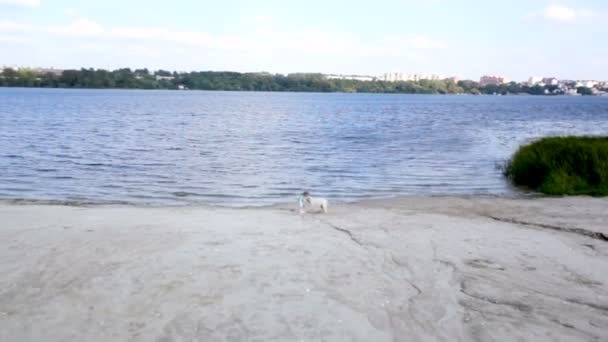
<box><xmin>0</xmin><ymin>192</ymin><xmax>537</xmax><ymax>209</ymax></box>
<box><xmin>1</xmin><ymin>86</ymin><xmax>605</xmax><ymax>96</ymax></box>
<box><xmin>1</xmin><ymin>195</ymin><xmax>607</xmax><ymax>341</ymax></box>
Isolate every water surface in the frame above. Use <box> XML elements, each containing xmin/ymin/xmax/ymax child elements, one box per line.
<box><xmin>1</xmin><ymin>88</ymin><xmax>607</xmax><ymax>205</ymax></box>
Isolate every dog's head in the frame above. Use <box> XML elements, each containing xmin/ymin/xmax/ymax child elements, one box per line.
<box><xmin>302</xmin><ymin>191</ymin><xmax>311</xmax><ymax>203</ymax></box>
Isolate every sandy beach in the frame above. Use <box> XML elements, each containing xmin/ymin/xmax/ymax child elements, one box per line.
<box><xmin>0</xmin><ymin>196</ymin><xmax>607</xmax><ymax>342</ymax></box>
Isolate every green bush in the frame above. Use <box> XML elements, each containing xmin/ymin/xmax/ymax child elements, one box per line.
<box><xmin>505</xmin><ymin>136</ymin><xmax>608</xmax><ymax>196</ymax></box>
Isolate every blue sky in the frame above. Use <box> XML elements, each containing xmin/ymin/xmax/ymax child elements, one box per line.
<box><xmin>0</xmin><ymin>0</ymin><xmax>607</xmax><ymax>80</ymax></box>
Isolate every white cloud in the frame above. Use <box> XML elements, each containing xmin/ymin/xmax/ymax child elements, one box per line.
<box><xmin>0</xmin><ymin>18</ymin><xmax>446</xmax><ymax>57</ymax></box>
<box><xmin>0</xmin><ymin>34</ymin><xmax>32</xmax><ymax>44</ymax></box>
<box><xmin>0</xmin><ymin>20</ymin><xmax>35</xmax><ymax>31</ymax></box>
<box><xmin>111</xmin><ymin>27</ymin><xmax>214</xmax><ymax>46</ymax></box>
<box><xmin>528</xmin><ymin>4</ymin><xmax>595</xmax><ymax>22</ymax></box>
<box><xmin>64</xmin><ymin>8</ymin><xmax>78</xmax><ymax>17</ymax></box>
<box><xmin>64</xmin><ymin>18</ymin><xmax>104</xmax><ymax>36</ymax></box>
<box><xmin>0</xmin><ymin>18</ymin><xmax>452</xmax><ymax>75</ymax></box>
<box><xmin>0</xmin><ymin>0</ymin><xmax>39</xmax><ymax>7</ymax></box>
<box><xmin>0</xmin><ymin>19</ymin><xmax>104</xmax><ymax>36</ymax></box>
<box><xmin>544</xmin><ymin>5</ymin><xmax>577</xmax><ymax>21</ymax></box>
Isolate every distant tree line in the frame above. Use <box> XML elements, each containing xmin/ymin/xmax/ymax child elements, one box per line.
<box><xmin>0</xmin><ymin>67</ymin><xmax>593</xmax><ymax>95</ymax></box>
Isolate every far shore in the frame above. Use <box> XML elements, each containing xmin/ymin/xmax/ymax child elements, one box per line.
<box><xmin>1</xmin><ymin>195</ymin><xmax>607</xmax><ymax>341</ymax></box>
<box><xmin>1</xmin><ymin>86</ymin><xmax>605</xmax><ymax>97</ymax></box>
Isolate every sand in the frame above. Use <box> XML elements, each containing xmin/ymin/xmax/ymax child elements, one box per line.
<box><xmin>0</xmin><ymin>196</ymin><xmax>607</xmax><ymax>342</ymax></box>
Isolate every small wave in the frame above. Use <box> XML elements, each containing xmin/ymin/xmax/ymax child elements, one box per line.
<box><xmin>0</xmin><ymin>198</ymin><xmax>133</xmax><ymax>207</ymax></box>
<box><xmin>77</xmin><ymin>162</ymin><xmax>113</xmax><ymax>167</ymax></box>
<box><xmin>50</xmin><ymin>154</ymin><xmax>82</xmax><ymax>159</ymax></box>
<box><xmin>99</xmin><ymin>184</ymin><xmax>122</xmax><ymax>189</ymax></box>
<box><xmin>0</xmin><ymin>187</ymin><xmax>34</xmax><ymax>192</ymax></box>
<box><xmin>48</xmin><ymin>176</ymin><xmax>74</xmax><ymax>180</ymax></box>
<box><xmin>127</xmin><ymin>148</ymin><xmax>154</xmax><ymax>152</ymax></box>
<box><xmin>172</xmin><ymin>191</ymin><xmax>197</xmax><ymax>197</ymax></box>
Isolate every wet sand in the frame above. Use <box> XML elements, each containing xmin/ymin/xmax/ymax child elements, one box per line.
<box><xmin>0</xmin><ymin>196</ymin><xmax>607</xmax><ymax>341</ymax></box>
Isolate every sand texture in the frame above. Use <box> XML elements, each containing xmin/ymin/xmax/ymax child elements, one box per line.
<box><xmin>0</xmin><ymin>196</ymin><xmax>607</xmax><ymax>341</ymax></box>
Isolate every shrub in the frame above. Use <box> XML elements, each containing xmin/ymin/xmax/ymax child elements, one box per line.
<box><xmin>504</xmin><ymin>136</ymin><xmax>608</xmax><ymax>196</ymax></box>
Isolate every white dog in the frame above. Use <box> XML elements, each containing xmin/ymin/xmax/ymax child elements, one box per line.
<box><xmin>298</xmin><ymin>191</ymin><xmax>328</xmax><ymax>214</ymax></box>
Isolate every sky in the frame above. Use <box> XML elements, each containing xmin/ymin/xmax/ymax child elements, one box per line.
<box><xmin>0</xmin><ymin>0</ymin><xmax>607</xmax><ymax>81</ymax></box>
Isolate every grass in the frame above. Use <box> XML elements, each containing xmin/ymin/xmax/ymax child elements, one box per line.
<box><xmin>504</xmin><ymin>136</ymin><xmax>608</xmax><ymax>196</ymax></box>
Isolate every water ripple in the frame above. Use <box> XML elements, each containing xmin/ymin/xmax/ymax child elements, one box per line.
<box><xmin>1</xmin><ymin>88</ymin><xmax>608</xmax><ymax>205</ymax></box>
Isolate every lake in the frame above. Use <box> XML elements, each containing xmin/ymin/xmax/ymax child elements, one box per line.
<box><xmin>1</xmin><ymin>88</ymin><xmax>607</xmax><ymax>205</ymax></box>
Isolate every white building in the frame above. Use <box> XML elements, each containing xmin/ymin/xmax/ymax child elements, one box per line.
<box><xmin>565</xmin><ymin>88</ymin><xmax>579</xmax><ymax>96</ymax></box>
<box><xmin>527</xmin><ymin>76</ymin><xmax>543</xmax><ymax>86</ymax></box>
<box><xmin>581</xmin><ymin>80</ymin><xmax>597</xmax><ymax>88</ymax></box>
<box><xmin>32</xmin><ymin>68</ymin><xmax>64</xmax><ymax>76</ymax></box>
<box><xmin>155</xmin><ymin>75</ymin><xmax>175</xmax><ymax>81</ymax></box>
<box><xmin>1</xmin><ymin>64</ymin><xmax>20</xmax><ymax>70</ymax></box>
<box><xmin>381</xmin><ymin>73</ymin><xmax>404</xmax><ymax>82</ymax></box>
<box><xmin>479</xmin><ymin>75</ymin><xmax>511</xmax><ymax>86</ymax></box>
<box><xmin>325</xmin><ymin>74</ymin><xmax>375</xmax><ymax>82</ymax></box>
<box><xmin>381</xmin><ymin>72</ymin><xmax>446</xmax><ymax>82</ymax></box>
<box><xmin>542</xmin><ymin>77</ymin><xmax>559</xmax><ymax>86</ymax></box>
<box><xmin>1</xmin><ymin>66</ymin><xmax>63</xmax><ymax>75</ymax></box>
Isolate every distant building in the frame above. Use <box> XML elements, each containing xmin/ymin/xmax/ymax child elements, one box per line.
<box><xmin>1</xmin><ymin>64</ymin><xmax>20</xmax><ymax>70</ymax></box>
<box><xmin>381</xmin><ymin>72</ymin><xmax>446</xmax><ymax>82</ymax></box>
<box><xmin>36</xmin><ymin>68</ymin><xmax>64</xmax><ymax>76</ymax></box>
<box><xmin>426</xmin><ymin>74</ymin><xmax>446</xmax><ymax>81</ymax></box>
<box><xmin>564</xmin><ymin>88</ymin><xmax>579</xmax><ymax>96</ymax></box>
<box><xmin>325</xmin><ymin>74</ymin><xmax>375</xmax><ymax>82</ymax></box>
<box><xmin>382</xmin><ymin>73</ymin><xmax>404</xmax><ymax>82</ymax></box>
<box><xmin>527</xmin><ymin>76</ymin><xmax>543</xmax><ymax>86</ymax></box>
<box><xmin>542</xmin><ymin>77</ymin><xmax>559</xmax><ymax>86</ymax></box>
<box><xmin>479</xmin><ymin>75</ymin><xmax>511</xmax><ymax>86</ymax></box>
<box><xmin>155</xmin><ymin>75</ymin><xmax>175</xmax><ymax>81</ymax></box>
<box><xmin>1</xmin><ymin>66</ymin><xmax>64</xmax><ymax>76</ymax></box>
<box><xmin>581</xmin><ymin>80</ymin><xmax>597</xmax><ymax>88</ymax></box>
